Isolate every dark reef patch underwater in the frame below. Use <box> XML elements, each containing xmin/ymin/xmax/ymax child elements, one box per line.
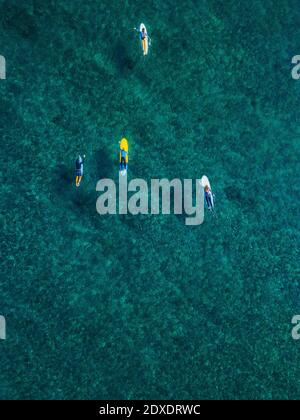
<box><xmin>0</xmin><ymin>0</ymin><xmax>300</xmax><ymax>399</ymax></box>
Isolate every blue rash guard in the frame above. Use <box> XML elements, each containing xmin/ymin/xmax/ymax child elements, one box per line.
<box><xmin>120</xmin><ymin>150</ymin><xmax>127</xmax><ymax>171</ymax></box>
<box><xmin>139</xmin><ymin>31</ymin><xmax>147</xmax><ymax>40</ymax></box>
<box><xmin>75</xmin><ymin>156</ymin><xmax>84</xmax><ymax>177</ymax></box>
<box><xmin>205</xmin><ymin>190</ymin><xmax>213</xmax><ymax>210</ymax></box>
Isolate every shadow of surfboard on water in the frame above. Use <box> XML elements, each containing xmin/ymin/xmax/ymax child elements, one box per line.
<box><xmin>53</xmin><ymin>163</ymin><xmax>96</xmax><ymax>222</ymax></box>
<box><xmin>95</xmin><ymin>148</ymin><xmax>114</xmax><ymax>180</ymax></box>
<box><xmin>55</xmin><ymin>164</ymin><xmax>73</xmax><ymax>196</ymax></box>
<box><xmin>112</xmin><ymin>42</ymin><xmax>136</xmax><ymax>76</ymax></box>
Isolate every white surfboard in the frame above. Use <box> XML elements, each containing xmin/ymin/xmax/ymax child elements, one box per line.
<box><xmin>201</xmin><ymin>175</ymin><xmax>211</xmax><ymax>189</ymax></box>
<box><xmin>140</xmin><ymin>23</ymin><xmax>149</xmax><ymax>55</ymax></box>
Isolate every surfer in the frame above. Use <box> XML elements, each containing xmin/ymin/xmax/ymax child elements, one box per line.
<box><xmin>204</xmin><ymin>185</ymin><xmax>214</xmax><ymax>211</ymax></box>
<box><xmin>134</xmin><ymin>25</ymin><xmax>148</xmax><ymax>39</ymax></box>
<box><xmin>119</xmin><ymin>150</ymin><xmax>127</xmax><ymax>173</ymax></box>
<box><xmin>119</xmin><ymin>138</ymin><xmax>128</xmax><ymax>175</ymax></box>
<box><xmin>75</xmin><ymin>155</ymin><xmax>85</xmax><ymax>187</ymax></box>
<box><xmin>134</xmin><ymin>24</ymin><xmax>150</xmax><ymax>55</ymax></box>
<box><xmin>139</xmin><ymin>26</ymin><xmax>147</xmax><ymax>40</ymax></box>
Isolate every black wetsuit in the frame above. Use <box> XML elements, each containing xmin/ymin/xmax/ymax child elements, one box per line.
<box><xmin>75</xmin><ymin>156</ymin><xmax>84</xmax><ymax>176</ymax></box>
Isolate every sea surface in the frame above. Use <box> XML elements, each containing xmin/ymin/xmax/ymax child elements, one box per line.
<box><xmin>0</xmin><ymin>0</ymin><xmax>300</xmax><ymax>399</ymax></box>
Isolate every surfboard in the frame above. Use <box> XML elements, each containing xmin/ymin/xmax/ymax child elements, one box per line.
<box><xmin>201</xmin><ymin>175</ymin><xmax>211</xmax><ymax>189</ymax></box>
<box><xmin>140</xmin><ymin>23</ymin><xmax>149</xmax><ymax>55</ymax></box>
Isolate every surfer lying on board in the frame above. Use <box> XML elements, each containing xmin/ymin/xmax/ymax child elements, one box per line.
<box><xmin>134</xmin><ymin>26</ymin><xmax>150</xmax><ymax>42</ymax></box>
<box><xmin>204</xmin><ymin>185</ymin><xmax>214</xmax><ymax>211</ymax></box>
<box><xmin>75</xmin><ymin>155</ymin><xmax>85</xmax><ymax>187</ymax></box>
<box><xmin>140</xmin><ymin>27</ymin><xmax>147</xmax><ymax>40</ymax></box>
<box><xmin>120</xmin><ymin>150</ymin><xmax>128</xmax><ymax>172</ymax></box>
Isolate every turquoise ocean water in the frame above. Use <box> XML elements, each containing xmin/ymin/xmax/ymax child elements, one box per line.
<box><xmin>0</xmin><ymin>0</ymin><xmax>300</xmax><ymax>399</ymax></box>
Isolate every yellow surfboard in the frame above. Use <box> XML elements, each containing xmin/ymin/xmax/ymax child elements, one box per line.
<box><xmin>119</xmin><ymin>138</ymin><xmax>128</xmax><ymax>163</ymax></box>
<box><xmin>140</xmin><ymin>23</ymin><xmax>149</xmax><ymax>55</ymax></box>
